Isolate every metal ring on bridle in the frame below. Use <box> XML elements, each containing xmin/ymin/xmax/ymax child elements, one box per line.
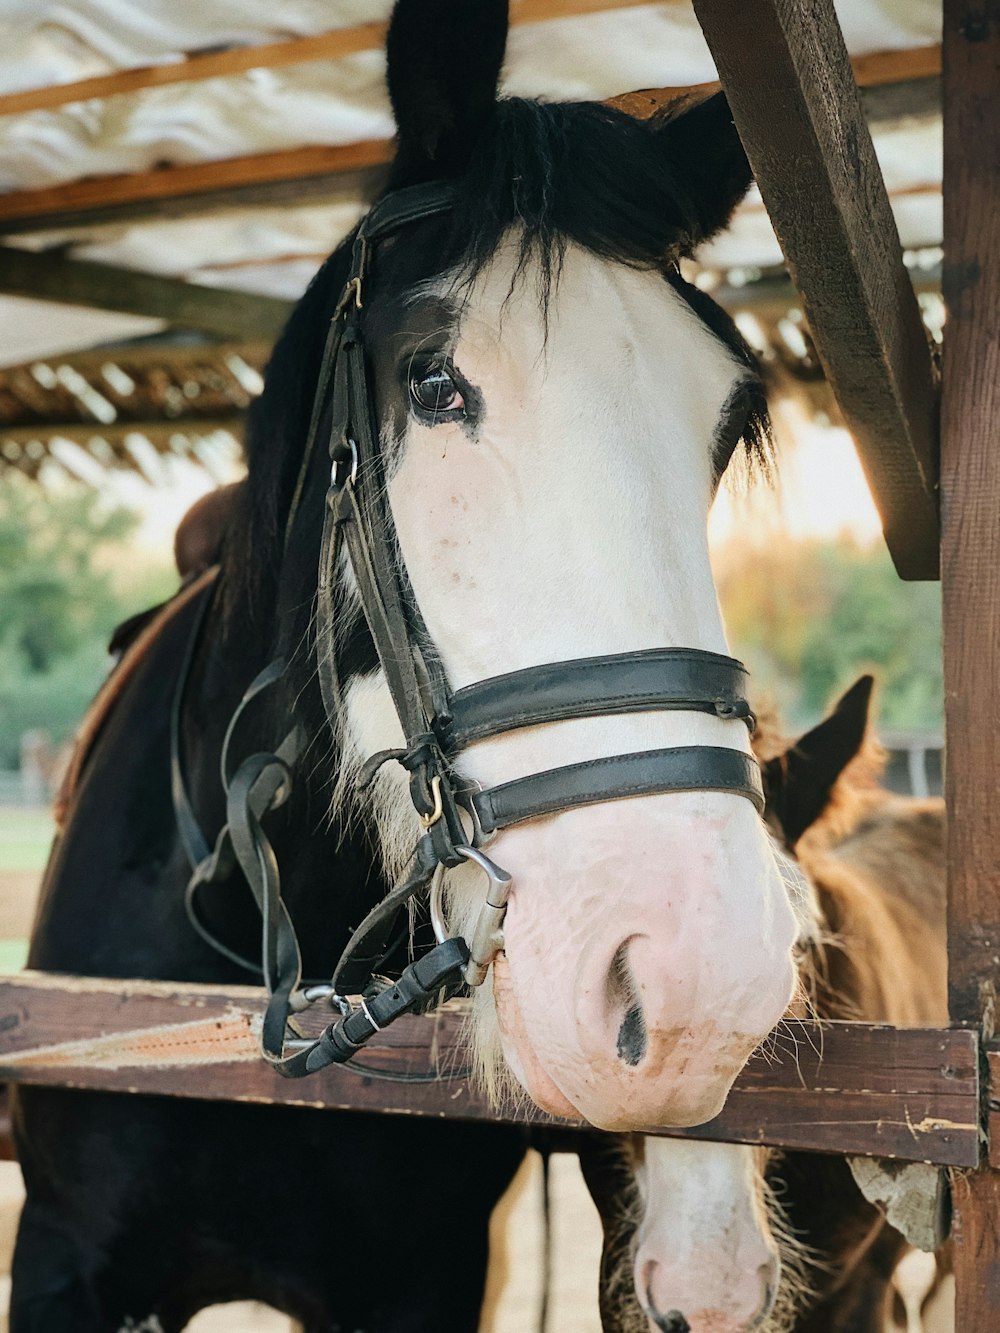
<box><xmin>331</xmin><ymin>438</ymin><xmax>358</xmax><ymax>492</ymax></box>
<box><xmin>429</xmin><ymin>845</ymin><xmax>514</xmax><ymax>988</ymax></box>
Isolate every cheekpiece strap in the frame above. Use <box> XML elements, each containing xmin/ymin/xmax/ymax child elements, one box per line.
<box><xmin>444</xmin><ymin>647</ymin><xmax>755</xmax><ymax>749</ymax></box>
<box><xmin>472</xmin><ymin>745</ymin><xmax>765</xmax><ymax>834</ymax></box>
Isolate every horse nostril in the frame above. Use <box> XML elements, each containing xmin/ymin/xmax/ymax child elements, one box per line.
<box><xmin>751</xmin><ymin>1256</ymin><xmax>780</xmax><ymax>1327</ymax></box>
<box><xmin>617</xmin><ymin>1002</ymin><xmax>647</xmax><ymax>1065</ymax></box>
<box><xmin>609</xmin><ymin>938</ymin><xmax>647</xmax><ymax>1066</ymax></box>
<box><xmin>652</xmin><ymin>1310</ymin><xmax>691</xmax><ymax>1333</ymax></box>
<box><xmin>642</xmin><ymin>1272</ymin><xmax>691</xmax><ymax>1333</ymax></box>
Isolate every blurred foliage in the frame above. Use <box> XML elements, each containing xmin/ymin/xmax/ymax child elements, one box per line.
<box><xmin>717</xmin><ymin>533</ymin><xmax>942</xmax><ymax>732</ymax></box>
<box><xmin>0</xmin><ymin>474</ymin><xmax>175</xmax><ymax>769</ymax></box>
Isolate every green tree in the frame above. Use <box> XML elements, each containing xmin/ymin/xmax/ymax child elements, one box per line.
<box><xmin>0</xmin><ymin>474</ymin><xmax>175</xmax><ymax>768</ymax></box>
<box><xmin>717</xmin><ymin>534</ymin><xmax>942</xmax><ymax>731</ymax></box>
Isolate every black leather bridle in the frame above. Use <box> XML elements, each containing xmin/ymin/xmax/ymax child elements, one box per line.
<box><xmin>174</xmin><ymin>181</ymin><xmax>763</xmax><ymax>1079</ymax></box>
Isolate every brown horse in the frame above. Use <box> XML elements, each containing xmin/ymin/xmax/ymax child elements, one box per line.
<box><xmin>580</xmin><ymin>677</ymin><xmax>949</xmax><ymax>1333</ymax></box>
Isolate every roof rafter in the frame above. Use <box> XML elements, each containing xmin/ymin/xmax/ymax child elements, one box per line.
<box><xmin>0</xmin><ymin>245</ymin><xmax>291</xmax><ymax>339</ymax></box>
<box><xmin>0</xmin><ymin>45</ymin><xmax>941</xmax><ymax>237</ymax></box>
<box><xmin>0</xmin><ymin>0</ymin><xmax>674</xmax><ymax>117</ymax></box>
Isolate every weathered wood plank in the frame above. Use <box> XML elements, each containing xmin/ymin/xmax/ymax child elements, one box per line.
<box><xmin>942</xmin><ymin>3</ymin><xmax>1000</xmax><ymax>1324</ymax></box>
<box><xmin>941</xmin><ymin>0</ymin><xmax>1000</xmax><ymax>1039</ymax></box>
<box><xmin>0</xmin><ymin>246</ymin><xmax>293</xmax><ymax>338</ymax></box>
<box><xmin>0</xmin><ymin>973</ymin><xmax>980</xmax><ymax>1166</ymax></box>
<box><xmin>986</xmin><ymin>1050</ymin><xmax>1000</xmax><ymax>1171</ymax></box>
<box><xmin>691</xmin><ymin>0</ymin><xmax>940</xmax><ymax>580</ymax></box>
<box><xmin>0</xmin><ymin>1</ymin><xmax>665</xmax><ymax>118</ymax></box>
<box><xmin>0</xmin><ymin>140</ymin><xmax>391</xmax><ymax>236</ymax></box>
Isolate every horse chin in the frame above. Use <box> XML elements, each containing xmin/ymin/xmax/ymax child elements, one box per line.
<box><xmin>492</xmin><ymin>953</ymin><xmax>581</xmax><ymax>1119</ymax></box>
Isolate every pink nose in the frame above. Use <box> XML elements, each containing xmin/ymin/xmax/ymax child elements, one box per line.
<box><xmin>641</xmin><ymin>1253</ymin><xmax>779</xmax><ymax>1332</ymax></box>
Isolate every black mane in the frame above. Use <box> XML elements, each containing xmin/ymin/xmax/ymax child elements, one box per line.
<box><xmin>230</xmin><ymin>94</ymin><xmax>771</xmax><ymax>630</ymax></box>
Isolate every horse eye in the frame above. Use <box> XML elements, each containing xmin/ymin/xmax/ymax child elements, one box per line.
<box><xmin>409</xmin><ymin>367</ymin><xmax>465</xmax><ymax>416</ymax></box>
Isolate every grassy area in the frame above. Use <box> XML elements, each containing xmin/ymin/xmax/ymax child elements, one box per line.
<box><xmin>0</xmin><ymin>806</ymin><xmax>55</xmax><ymax>872</ymax></box>
<box><xmin>0</xmin><ymin>939</ymin><xmax>28</xmax><ymax>971</ymax></box>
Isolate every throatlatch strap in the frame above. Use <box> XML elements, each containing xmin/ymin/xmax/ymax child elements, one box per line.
<box><xmin>472</xmin><ymin>746</ymin><xmax>765</xmax><ymax>833</ymax></box>
<box><xmin>445</xmin><ymin>648</ymin><xmax>755</xmax><ymax>748</ymax></box>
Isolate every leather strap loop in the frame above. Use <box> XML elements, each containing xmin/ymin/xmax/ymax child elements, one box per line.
<box><xmin>472</xmin><ymin>746</ymin><xmax>764</xmax><ymax>833</ymax></box>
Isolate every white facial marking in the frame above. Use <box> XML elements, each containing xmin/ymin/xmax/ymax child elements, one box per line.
<box><xmin>343</xmin><ymin>238</ymin><xmax>798</xmax><ymax>1129</ymax></box>
<box><xmin>635</xmin><ymin>1141</ymin><xmax>780</xmax><ymax>1333</ymax></box>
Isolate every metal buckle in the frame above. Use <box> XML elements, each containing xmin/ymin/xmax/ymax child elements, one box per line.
<box><xmin>454</xmin><ymin>778</ymin><xmax>497</xmax><ymax>848</ymax></box>
<box><xmin>429</xmin><ymin>845</ymin><xmax>513</xmax><ymax>988</ymax></box>
<box><xmin>418</xmin><ymin>773</ymin><xmax>444</xmax><ymax>829</ymax></box>
<box><xmin>289</xmin><ymin>983</ymin><xmax>351</xmax><ymax>1017</ymax></box>
<box><xmin>330</xmin><ymin>438</ymin><xmax>358</xmax><ymax>492</ymax></box>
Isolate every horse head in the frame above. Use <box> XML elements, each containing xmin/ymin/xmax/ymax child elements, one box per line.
<box><xmin>259</xmin><ymin>0</ymin><xmax>800</xmax><ymax>1132</ymax></box>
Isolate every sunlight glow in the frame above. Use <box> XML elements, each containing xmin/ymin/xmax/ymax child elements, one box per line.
<box><xmin>710</xmin><ymin>398</ymin><xmax>883</xmax><ymax>550</ymax></box>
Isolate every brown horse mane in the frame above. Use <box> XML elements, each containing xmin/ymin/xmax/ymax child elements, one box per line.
<box><xmin>753</xmin><ymin>700</ymin><xmax>947</xmax><ymax>1029</ymax></box>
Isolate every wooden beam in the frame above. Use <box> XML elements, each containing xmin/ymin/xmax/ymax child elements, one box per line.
<box><xmin>0</xmin><ymin>246</ymin><xmax>293</xmax><ymax>338</ymax></box>
<box><xmin>711</xmin><ymin>262</ymin><xmax>942</xmax><ymax>320</ymax></box>
<box><xmin>0</xmin><ymin>46</ymin><xmax>940</xmax><ymax>238</ymax></box>
<box><xmin>862</xmin><ymin>75</ymin><xmax>941</xmax><ymax>126</ymax></box>
<box><xmin>941</xmin><ymin>0</ymin><xmax>1000</xmax><ymax>1044</ymax></box>
<box><xmin>0</xmin><ymin>1</ymin><xmax>666</xmax><ymax>117</ymax></box>
<box><xmin>941</xmin><ymin>4</ymin><xmax>1000</xmax><ymax>1323</ymax></box>
<box><xmin>0</xmin><ymin>140</ymin><xmax>391</xmax><ymax>236</ymax></box>
<box><xmin>851</xmin><ymin>43</ymin><xmax>941</xmax><ymax>88</ymax></box>
<box><xmin>1</xmin><ymin>337</ymin><xmax>273</xmax><ymax>376</ymax></box>
<box><xmin>691</xmin><ymin>0</ymin><xmax>940</xmax><ymax>580</ymax></box>
<box><xmin>0</xmin><ymin>973</ymin><xmax>981</xmax><ymax>1166</ymax></box>
<box><xmin>0</xmin><ymin>27</ymin><xmax>940</xmax><ymax>122</ymax></box>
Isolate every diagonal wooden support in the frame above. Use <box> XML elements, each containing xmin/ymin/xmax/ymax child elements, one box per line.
<box><xmin>691</xmin><ymin>0</ymin><xmax>940</xmax><ymax>580</ymax></box>
<box><xmin>0</xmin><ymin>245</ymin><xmax>293</xmax><ymax>339</ymax></box>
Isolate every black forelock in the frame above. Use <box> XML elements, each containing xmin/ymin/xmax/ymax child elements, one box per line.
<box><xmin>392</xmin><ymin>97</ymin><xmax>729</xmax><ymax>302</ymax></box>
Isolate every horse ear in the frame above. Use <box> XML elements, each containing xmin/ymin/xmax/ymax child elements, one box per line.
<box><xmin>763</xmin><ymin>675</ymin><xmax>875</xmax><ymax>849</ymax></box>
<box><xmin>386</xmin><ymin>0</ymin><xmax>508</xmax><ymax>184</ymax></box>
<box><xmin>655</xmin><ymin>91</ymin><xmax>754</xmax><ymax>247</ymax></box>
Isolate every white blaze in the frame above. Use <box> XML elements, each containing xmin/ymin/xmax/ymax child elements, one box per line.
<box><xmin>345</xmin><ymin>240</ymin><xmax>798</xmax><ymax>1130</ymax></box>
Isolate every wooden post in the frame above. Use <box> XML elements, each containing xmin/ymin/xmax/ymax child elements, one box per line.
<box><xmin>691</xmin><ymin>0</ymin><xmax>940</xmax><ymax>579</ymax></box>
<box><xmin>942</xmin><ymin>0</ymin><xmax>1000</xmax><ymax>1324</ymax></box>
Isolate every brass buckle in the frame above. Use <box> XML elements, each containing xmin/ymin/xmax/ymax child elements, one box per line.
<box><xmin>418</xmin><ymin>774</ymin><xmax>444</xmax><ymax>829</ymax></box>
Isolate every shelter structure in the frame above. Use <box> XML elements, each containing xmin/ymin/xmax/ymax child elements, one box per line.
<box><xmin>2</xmin><ymin>1</ymin><xmax>997</xmax><ymax>1325</ymax></box>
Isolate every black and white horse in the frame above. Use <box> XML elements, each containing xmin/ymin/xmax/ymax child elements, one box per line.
<box><xmin>13</xmin><ymin>1</ymin><xmax>805</xmax><ymax>1328</ymax></box>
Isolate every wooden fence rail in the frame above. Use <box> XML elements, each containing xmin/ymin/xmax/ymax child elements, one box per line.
<box><xmin>0</xmin><ymin>973</ymin><xmax>981</xmax><ymax>1167</ymax></box>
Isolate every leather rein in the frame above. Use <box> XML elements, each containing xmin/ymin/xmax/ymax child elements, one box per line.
<box><xmin>173</xmin><ymin>181</ymin><xmax>763</xmax><ymax>1080</ymax></box>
